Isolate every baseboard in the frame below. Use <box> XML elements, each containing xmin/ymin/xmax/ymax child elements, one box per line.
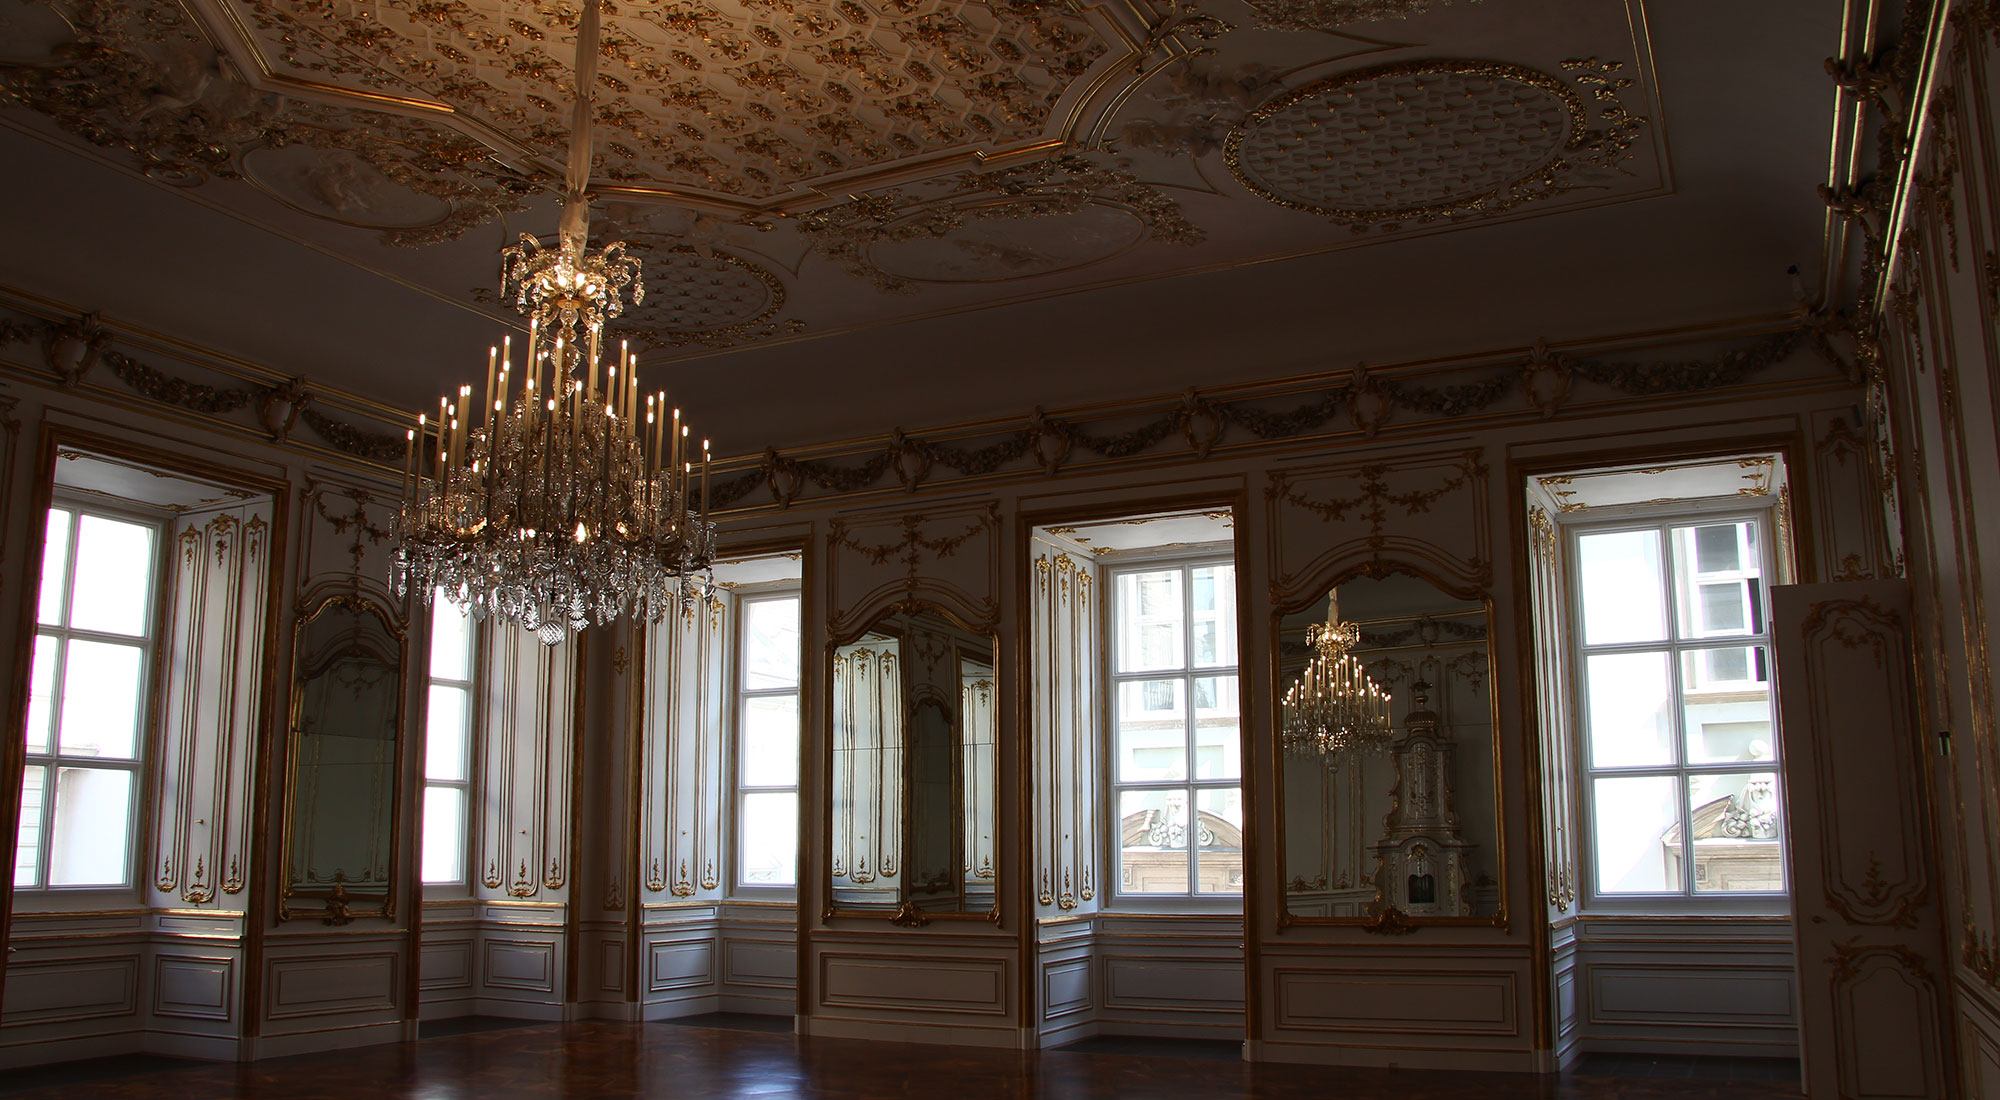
<box><xmin>1568</xmin><ymin>1035</ymin><xmax>1799</xmax><ymax>1059</ymax></box>
<box><xmin>0</xmin><ymin>1029</ymin><xmax>143</xmax><ymax>1069</ymax></box>
<box><xmin>640</xmin><ymin>996</ymin><xmax>721</xmax><ymax>1021</ymax></box>
<box><xmin>1095</xmin><ymin>1018</ymin><xmax>1243</xmax><ymax>1041</ymax></box>
<box><xmin>1038</xmin><ymin>1016</ymin><xmax>1099</xmax><ymax>1049</ymax></box>
<box><xmin>798</xmin><ymin>1015</ymin><xmax>1028</xmax><ymax>1049</ymax></box>
<box><xmin>241</xmin><ymin>1020</ymin><xmax>415</xmax><ymax>1060</ymax></box>
<box><xmin>1248</xmin><ymin>1038</ymin><xmax>1543</xmax><ymax>1073</ymax></box>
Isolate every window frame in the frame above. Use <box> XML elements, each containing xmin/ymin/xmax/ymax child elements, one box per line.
<box><xmin>728</xmin><ymin>583</ymin><xmax>802</xmax><ymax>898</ymax></box>
<box><xmin>15</xmin><ymin>497</ymin><xmax>169</xmax><ymax>897</ymax></box>
<box><xmin>419</xmin><ymin>589</ymin><xmax>480</xmax><ymax>893</ymax></box>
<box><xmin>1101</xmin><ymin>548</ymin><xmax>1244</xmax><ymax>907</ymax></box>
<box><xmin>1564</xmin><ymin>501</ymin><xmax>1789</xmax><ymax>912</ymax></box>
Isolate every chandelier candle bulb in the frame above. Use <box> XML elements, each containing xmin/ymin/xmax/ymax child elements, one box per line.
<box><xmin>701</xmin><ymin>439</ymin><xmax>710</xmax><ymax>522</ymax></box>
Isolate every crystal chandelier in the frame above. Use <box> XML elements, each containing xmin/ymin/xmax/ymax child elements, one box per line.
<box><xmin>1280</xmin><ymin>590</ymin><xmax>1395</xmax><ymax>763</ymax></box>
<box><xmin>391</xmin><ymin>1</ymin><xmax>714</xmax><ymax>644</ymax></box>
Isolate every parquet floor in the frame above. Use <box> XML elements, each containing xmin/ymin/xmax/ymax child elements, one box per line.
<box><xmin>0</xmin><ymin>1018</ymin><xmax>1804</xmax><ymax>1099</ymax></box>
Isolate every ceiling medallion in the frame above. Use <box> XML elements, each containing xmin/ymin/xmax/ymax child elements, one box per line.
<box><xmin>393</xmin><ymin>1</ymin><xmax>715</xmax><ymax>644</ymax></box>
<box><xmin>1224</xmin><ymin>58</ymin><xmax>1646</xmax><ymax>227</ymax></box>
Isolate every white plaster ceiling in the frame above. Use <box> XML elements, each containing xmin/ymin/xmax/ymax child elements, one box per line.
<box><xmin>1536</xmin><ymin>453</ymin><xmax>1786</xmax><ymax>514</ymax></box>
<box><xmin>0</xmin><ymin>0</ymin><xmax>1847</xmax><ymax>453</ymax></box>
<box><xmin>53</xmin><ymin>449</ymin><xmax>263</xmax><ymax>512</ymax></box>
<box><xmin>1047</xmin><ymin>508</ymin><xmax>1232</xmax><ymax>553</ymax></box>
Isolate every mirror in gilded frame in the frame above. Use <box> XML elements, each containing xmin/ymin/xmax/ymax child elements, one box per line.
<box><xmin>826</xmin><ymin>601</ymin><xmax>999</xmax><ymax>925</ymax></box>
<box><xmin>280</xmin><ymin>593</ymin><xmax>408</xmax><ymax>924</ymax></box>
<box><xmin>1274</xmin><ymin>569</ymin><xmax>1504</xmax><ymax>928</ymax></box>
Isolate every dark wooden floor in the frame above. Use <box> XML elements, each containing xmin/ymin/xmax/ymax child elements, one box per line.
<box><xmin>0</xmin><ymin>1019</ymin><xmax>1804</xmax><ymax>1098</ymax></box>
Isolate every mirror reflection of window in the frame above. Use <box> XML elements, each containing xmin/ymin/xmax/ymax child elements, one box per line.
<box><xmin>736</xmin><ymin>594</ymin><xmax>801</xmax><ymax>890</ymax></box>
<box><xmin>15</xmin><ymin>506</ymin><xmax>160</xmax><ymax>890</ymax></box>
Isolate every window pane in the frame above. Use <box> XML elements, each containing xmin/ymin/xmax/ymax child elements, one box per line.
<box><xmin>742</xmin><ymin>694</ymin><xmax>800</xmax><ymax>786</ymax></box>
<box><xmin>1195</xmin><ymin>787</ymin><xmax>1244</xmax><ymax>895</ymax></box>
<box><xmin>425</xmin><ymin>685</ymin><xmax>470</xmax><ymax>782</ymax></box>
<box><xmin>1689</xmin><ymin>772</ymin><xmax>1784</xmax><ymax>894</ymax></box>
<box><xmin>37</xmin><ymin>510</ymin><xmax>71</xmax><ymax>626</ymax></box>
<box><xmin>1692</xmin><ymin>523</ymin><xmax>1743</xmax><ymax>573</ymax></box>
<box><xmin>1116</xmin><ymin>570</ymin><xmax>1183</xmax><ymax>673</ymax></box>
<box><xmin>740</xmin><ymin>790</ymin><xmax>798</xmax><ymax>885</ymax></box>
<box><xmin>1115</xmin><ymin>679</ymin><xmax>1187</xmax><ymax>782</ymax></box>
<box><xmin>26</xmin><ymin>635</ymin><xmax>57</xmax><ymax>754</ymax></box>
<box><xmin>14</xmin><ymin>765</ymin><xmax>46</xmax><ymax>887</ymax></box>
<box><xmin>1592</xmin><ymin>774</ymin><xmax>1681</xmax><ymax>894</ymax></box>
<box><xmin>58</xmin><ymin>639</ymin><xmax>144</xmax><ymax>759</ymax></box>
<box><xmin>743</xmin><ymin>597</ymin><xmax>801</xmax><ymax>690</ymax></box>
<box><xmin>429</xmin><ymin>591</ymin><xmax>472</xmax><ymax>681</ymax></box>
<box><xmin>1682</xmin><ymin>646</ymin><xmax>1774</xmax><ymax>764</ymax></box>
<box><xmin>1584</xmin><ymin>650</ymin><xmax>1674</xmax><ymax>768</ymax></box>
<box><xmin>1695</xmin><ymin>582</ymin><xmax>1750</xmax><ymax>635</ymax></box>
<box><xmin>420</xmin><ymin>784</ymin><xmax>466</xmax><ymax>884</ymax></box>
<box><xmin>1190</xmin><ymin>564</ymin><xmax>1236</xmax><ymax>669</ymax></box>
<box><xmin>48</xmin><ymin>766</ymin><xmax>133</xmax><ymax>886</ymax></box>
<box><xmin>69</xmin><ymin>515</ymin><xmax>155</xmax><ymax>637</ymax></box>
<box><xmin>1118</xmin><ymin>788</ymin><xmax>1190</xmax><ymax>894</ymax></box>
<box><xmin>1577</xmin><ymin>529</ymin><xmax>1666</xmax><ymax>645</ymax></box>
<box><xmin>1192</xmin><ymin>675</ymin><xmax>1239</xmax><ymax>780</ymax></box>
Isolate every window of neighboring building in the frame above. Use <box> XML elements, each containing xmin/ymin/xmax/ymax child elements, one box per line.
<box><xmin>734</xmin><ymin>592</ymin><xmax>800</xmax><ymax>891</ymax></box>
<box><xmin>421</xmin><ymin>590</ymin><xmax>475</xmax><ymax>885</ymax></box>
<box><xmin>14</xmin><ymin>505</ymin><xmax>161</xmax><ymax>890</ymax></box>
<box><xmin>1108</xmin><ymin>558</ymin><xmax>1243</xmax><ymax>899</ymax></box>
<box><xmin>1570</xmin><ymin>512</ymin><xmax>1786</xmax><ymax>900</ymax></box>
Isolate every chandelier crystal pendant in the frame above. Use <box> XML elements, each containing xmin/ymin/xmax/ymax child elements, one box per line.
<box><xmin>1280</xmin><ymin>590</ymin><xmax>1395</xmax><ymax>764</ymax></box>
<box><xmin>391</xmin><ymin>1</ymin><xmax>715</xmax><ymax>644</ymax></box>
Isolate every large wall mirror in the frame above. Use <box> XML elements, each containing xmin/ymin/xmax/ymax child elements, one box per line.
<box><xmin>827</xmin><ymin>601</ymin><xmax>998</xmax><ymax>924</ymax></box>
<box><xmin>1274</xmin><ymin>570</ymin><xmax>1504</xmax><ymax>928</ymax></box>
<box><xmin>280</xmin><ymin>594</ymin><xmax>408</xmax><ymax>924</ymax></box>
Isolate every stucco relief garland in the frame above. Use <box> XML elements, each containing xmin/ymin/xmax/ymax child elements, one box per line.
<box><xmin>713</xmin><ymin>324</ymin><xmax>1842</xmax><ymax>510</ymax></box>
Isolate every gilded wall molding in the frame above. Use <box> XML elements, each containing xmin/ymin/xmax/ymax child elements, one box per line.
<box><xmin>827</xmin><ymin>501</ymin><xmax>1002</xmax><ymax>635</ymax></box>
<box><xmin>1265</xmin><ymin>448</ymin><xmax>1492</xmax><ymax>604</ymax></box>
<box><xmin>710</xmin><ymin>323</ymin><xmax>1847</xmax><ymax>514</ymax></box>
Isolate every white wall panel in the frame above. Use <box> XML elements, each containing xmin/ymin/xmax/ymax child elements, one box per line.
<box><xmin>819</xmin><ymin>952</ymin><xmax>1008</xmax><ymax>1016</ymax></box>
<box><xmin>265</xmin><ymin>953</ymin><xmax>398</xmax><ymax>1020</ymax></box>
<box><xmin>153</xmin><ymin>955</ymin><xmax>233</xmax><ymax>1021</ymax></box>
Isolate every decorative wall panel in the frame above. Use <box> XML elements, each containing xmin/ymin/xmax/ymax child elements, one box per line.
<box><xmin>1029</xmin><ymin>535</ymin><xmax>1098</xmax><ymax>917</ymax></box>
<box><xmin>153</xmin><ymin>956</ymin><xmax>234</xmax><ymax>1021</ymax></box>
<box><xmin>1774</xmin><ymin>582</ymin><xmax>1950</xmax><ymax>1096</ymax></box>
<box><xmin>818</xmin><ymin>952</ymin><xmax>1009</xmax><ymax>1016</ymax></box>
<box><xmin>297</xmin><ymin>476</ymin><xmax>401</xmax><ymax>611</ymax></box>
<box><xmin>639</xmin><ymin>595</ymin><xmax>727</xmax><ymax>900</ymax></box>
<box><xmin>1271</xmin><ymin>967</ymin><xmax>1518</xmax><ymax>1036</ymax></box>
<box><xmin>477</xmin><ymin>630</ymin><xmax>579</xmax><ymax>901</ymax></box>
<box><xmin>1267</xmin><ymin>448</ymin><xmax>1491</xmax><ymax>604</ymax></box>
<box><xmin>828</xmin><ymin>501</ymin><xmax>1002</xmax><ymax>634</ymax></box>
<box><xmin>153</xmin><ymin>502</ymin><xmax>272</xmax><ymax>909</ymax></box>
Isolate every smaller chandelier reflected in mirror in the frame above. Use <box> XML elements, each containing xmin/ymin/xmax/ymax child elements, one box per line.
<box><xmin>391</xmin><ymin>0</ymin><xmax>715</xmax><ymax>643</ymax></box>
<box><xmin>1281</xmin><ymin>589</ymin><xmax>1394</xmax><ymax>764</ymax></box>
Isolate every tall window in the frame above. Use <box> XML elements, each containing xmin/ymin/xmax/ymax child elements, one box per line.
<box><xmin>734</xmin><ymin>593</ymin><xmax>800</xmax><ymax>890</ymax></box>
<box><xmin>15</xmin><ymin>506</ymin><xmax>160</xmax><ymax>889</ymax></box>
<box><xmin>1108</xmin><ymin>559</ymin><xmax>1242</xmax><ymax>898</ymax></box>
<box><xmin>1571</xmin><ymin>513</ymin><xmax>1785</xmax><ymax>900</ymax></box>
<box><xmin>421</xmin><ymin>591</ymin><xmax>475</xmax><ymax>885</ymax></box>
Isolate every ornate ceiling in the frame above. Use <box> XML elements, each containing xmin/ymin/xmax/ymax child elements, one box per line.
<box><xmin>0</xmin><ymin>0</ymin><xmax>1844</xmax><ymax>449</ymax></box>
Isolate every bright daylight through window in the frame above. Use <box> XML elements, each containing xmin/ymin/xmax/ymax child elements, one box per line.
<box><xmin>15</xmin><ymin>506</ymin><xmax>159</xmax><ymax>890</ymax></box>
<box><xmin>422</xmin><ymin>591</ymin><xmax>475</xmax><ymax>885</ymax></box>
<box><xmin>1573</xmin><ymin>514</ymin><xmax>1785</xmax><ymax>900</ymax></box>
<box><xmin>736</xmin><ymin>593</ymin><xmax>800</xmax><ymax>889</ymax></box>
<box><xmin>1109</xmin><ymin>559</ymin><xmax>1242</xmax><ymax>898</ymax></box>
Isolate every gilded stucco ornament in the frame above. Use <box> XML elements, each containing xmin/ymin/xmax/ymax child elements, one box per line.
<box><xmin>0</xmin><ymin>0</ymin><xmax>531</xmax><ymax>245</ymax></box>
<box><xmin>1116</xmin><ymin>61</ymin><xmax>1278</xmax><ymax>159</ymax></box>
<box><xmin>1225</xmin><ymin>58</ymin><xmax>1646</xmax><ymax>228</ymax></box>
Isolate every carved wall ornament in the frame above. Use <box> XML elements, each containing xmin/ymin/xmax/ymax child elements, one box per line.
<box><xmin>1225</xmin><ymin>58</ymin><xmax>1646</xmax><ymax>228</ymax></box>
<box><xmin>605</xmin><ymin>876</ymin><xmax>625</xmax><ymax>912</ymax></box>
<box><xmin>43</xmin><ymin>312</ymin><xmax>108</xmax><ymax>388</ymax></box>
<box><xmin>258</xmin><ymin>378</ymin><xmax>311</xmax><ymax>442</ymax></box>
<box><xmin>1520</xmin><ymin>339</ymin><xmax>1574</xmax><ymax>418</ymax></box>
